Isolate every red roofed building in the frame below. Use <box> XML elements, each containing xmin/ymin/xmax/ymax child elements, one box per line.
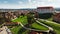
<box><xmin>37</xmin><ymin>7</ymin><xmax>54</xmax><ymax>13</ymax></box>
<box><xmin>53</xmin><ymin>12</ymin><xmax>60</xmax><ymax>23</ymax></box>
<box><xmin>4</xmin><ymin>22</ymin><xmax>19</xmax><ymax>26</ymax></box>
<box><xmin>29</xmin><ymin>31</ymin><xmax>38</xmax><ymax>34</ymax></box>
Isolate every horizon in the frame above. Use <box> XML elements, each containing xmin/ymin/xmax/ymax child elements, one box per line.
<box><xmin>0</xmin><ymin>7</ymin><xmax>60</xmax><ymax>9</ymax></box>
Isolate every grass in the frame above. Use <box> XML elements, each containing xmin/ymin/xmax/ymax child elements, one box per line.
<box><xmin>10</xmin><ymin>16</ymin><xmax>28</xmax><ymax>34</ymax></box>
<box><xmin>22</xmin><ymin>30</ymin><xmax>29</xmax><ymax>34</ymax></box>
<box><xmin>47</xmin><ymin>17</ymin><xmax>52</xmax><ymax>21</ymax></box>
<box><xmin>10</xmin><ymin>26</ymin><xmax>29</xmax><ymax>34</ymax></box>
<box><xmin>30</xmin><ymin>22</ymin><xmax>48</xmax><ymax>30</ymax></box>
<box><xmin>10</xmin><ymin>26</ymin><xmax>22</xmax><ymax>34</ymax></box>
<box><xmin>39</xmin><ymin>19</ymin><xmax>60</xmax><ymax>34</ymax></box>
<box><xmin>10</xmin><ymin>15</ymin><xmax>50</xmax><ymax>34</ymax></box>
<box><xmin>12</xmin><ymin>16</ymin><xmax>28</xmax><ymax>25</ymax></box>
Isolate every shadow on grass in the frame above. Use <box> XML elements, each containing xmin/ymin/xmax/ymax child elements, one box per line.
<box><xmin>17</xmin><ymin>23</ymin><xmax>33</xmax><ymax>34</ymax></box>
<box><xmin>17</xmin><ymin>24</ymin><xmax>31</xmax><ymax>34</ymax></box>
<box><xmin>53</xmin><ymin>20</ymin><xmax>60</xmax><ymax>24</ymax></box>
<box><xmin>18</xmin><ymin>27</ymin><xmax>26</xmax><ymax>34</ymax></box>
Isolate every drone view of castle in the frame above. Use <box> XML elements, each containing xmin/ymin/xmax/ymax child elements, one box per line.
<box><xmin>0</xmin><ymin>6</ymin><xmax>60</xmax><ymax>34</ymax></box>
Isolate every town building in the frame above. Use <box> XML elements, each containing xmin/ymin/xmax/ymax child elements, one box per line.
<box><xmin>53</xmin><ymin>11</ymin><xmax>60</xmax><ymax>23</ymax></box>
<box><xmin>37</xmin><ymin>7</ymin><xmax>54</xmax><ymax>13</ymax></box>
<box><xmin>4</xmin><ymin>22</ymin><xmax>19</xmax><ymax>26</ymax></box>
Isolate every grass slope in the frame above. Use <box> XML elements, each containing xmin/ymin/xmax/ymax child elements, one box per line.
<box><xmin>12</xmin><ymin>16</ymin><xmax>28</xmax><ymax>25</ymax></box>
<box><xmin>10</xmin><ymin>16</ymin><xmax>28</xmax><ymax>34</ymax></box>
<box><xmin>30</xmin><ymin>22</ymin><xmax>48</xmax><ymax>30</ymax></box>
<box><xmin>10</xmin><ymin>16</ymin><xmax>49</xmax><ymax>34</ymax></box>
<box><xmin>39</xmin><ymin>19</ymin><xmax>60</xmax><ymax>34</ymax></box>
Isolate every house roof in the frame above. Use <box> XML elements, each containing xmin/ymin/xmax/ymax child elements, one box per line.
<box><xmin>37</xmin><ymin>7</ymin><xmax>53</xmax><ymax>9</ymax></box>
<box><xmin>29</xmin><ymin>31</ymin><xmax>38</xmax><ymax>34</ymax></box>
<box><xmin>4</xmin><ymin>22</ymin><xmax>19</xmax><ymax>26</ymax></box>
<box><xmin>53</xmin><ymin>13</ymin><xmax>60</xmax><ymax>20</ymax></box>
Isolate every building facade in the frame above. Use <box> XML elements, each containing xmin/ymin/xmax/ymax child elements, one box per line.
<box><xmin>53</xmin><ymin>11</ymin><xmax>60</xmax><ymax>23</ymax></box>
<box><xmin>37</xmin><ymin>7</ymin><xmax>54</xmax><ymax>13</ymax></box>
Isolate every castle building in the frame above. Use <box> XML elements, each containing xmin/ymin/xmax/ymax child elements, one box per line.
<box><xmin>37</xmin><ymin>7</ymin><xmax>54</xmax><ymax>13</ymax></box>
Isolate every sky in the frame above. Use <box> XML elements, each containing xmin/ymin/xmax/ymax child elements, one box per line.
<box><xmin>0</xmin><ymin>0</ymin><xmax>60</xmax><ymax>9</ymax></box>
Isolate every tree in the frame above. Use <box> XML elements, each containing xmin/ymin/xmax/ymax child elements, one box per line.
<box><xmin>27</xmin><ymin>12</ymin><xmax>35</xmax><ymax>25</ymax></box>
<box><xmin>0</xmin><ymin>18</ymin><xmax>5</xmax><ymax>25</ymax></box>
<box><xmin>21</xmin><ymin>13</ymin><xmax>25</xmax><ymax>16</ymax></box>
<box><xmin>34</xmin><ymin>12</ymin><xmax>39</xmax><ymax>18</ymax></box>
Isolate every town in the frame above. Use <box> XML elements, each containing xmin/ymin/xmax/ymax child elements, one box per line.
<box><xmin>0</xmin><ymin>7</ymin><xmax>60</xmax><ymax>34</ymax></box>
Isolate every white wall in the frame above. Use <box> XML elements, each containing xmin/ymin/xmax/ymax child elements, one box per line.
<box><xmin>37</xmin><ymin>9</ymin><xmax>54</xmax><ymax>13</ymax></box>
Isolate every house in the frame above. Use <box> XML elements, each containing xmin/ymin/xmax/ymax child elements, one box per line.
<box><xmin>29</xmin><ymin>31</ymin><xmax>37</xmax><ymax>34</ymax></box>
<box><xmin>34</xmin><ymin>11</ymin><xmax>39</xmax><ymax>18</ymax></box>
<box><xmin>37</xmin><ymin>7</ymin><xmax>54</xmax><ymax>13</ymax></box>
<box><xmin>4</xmin><ymin>22</ymin><xmax>19</xmax><ymax>26</ymax></box>
<box><xmin>53</xmin><ymin>11</ymin><xmax>60</xmax><ymax>23</ymax></box>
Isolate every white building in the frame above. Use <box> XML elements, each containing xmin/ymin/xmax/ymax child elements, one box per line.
<box><xmin>37</xmin><ymin>7</ymin><xmax>54</xmax><ymax>13</ymax></box>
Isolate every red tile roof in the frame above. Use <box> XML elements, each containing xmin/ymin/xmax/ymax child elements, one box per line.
<box><xmin>37</xmin><ymin>7</ymin><xmax>53</xmax><ymax>9</ymax></box>
<box><xmin>30</xmin><ymin>31</ymin><xmax>38</xmax><ymax>34</ymax></box>
<box><xmin>54</xmin><ymin>13</ymin><xmax>60</xmax><ymax>18</ymax></box>
<box><xmin>4</xmin><ymin>22</ymin><xmax>19</xmax><ymax>26</ymax></box>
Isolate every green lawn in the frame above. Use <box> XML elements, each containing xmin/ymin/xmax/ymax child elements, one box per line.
<box><xmin>39</xmin><ymin>19</ymin><xmax>60</xmax><ymax>34</ymax></box>
<box><xmin>12</xmin><ymin>16</ymin><xmax>28</xmax><ymax>25</ymax></box>
<box><xmin>10</xmin><ymin>26</ymin><xmax>22</xmax><ymax>34</ymax></box>
<box><xmin>47</xmin><ymin>17</ymin><xmax>53</xmax><ymax>21</ymax></box>
<box><xmin>10</xmin><ymin>16</ymin><xmax>28</xmax><ymax>34</ymax></box>
<box><xmin>30</xmin><ymin>22</ymin><xmax>48</xmax><ymax>30</ymax></box>
<box><xmin>10</xmin><ymin>25</ymin><xmax>29</xmax><ymax>34</ymax></box>
<box><xmin>10</xmin><ymin>15</ymin><xmax>49</xmax><ymax>34</ymax></box>
<box><xmin>22</xmin><ymin>30</ymin><xmax>29</xmax><ymax>34</ymax></box>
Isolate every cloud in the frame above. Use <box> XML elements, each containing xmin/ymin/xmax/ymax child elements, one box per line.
<box><xmin>18</xmin><ymin>1</ymin><xmax>23</xmax><ymax>4</ymax></box>
<box><xmin>28</xmin><ymin>0</ymin><xmax>31</xmax><ymax>2</ymax></box>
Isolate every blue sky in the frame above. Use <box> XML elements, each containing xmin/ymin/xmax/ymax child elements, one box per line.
<box><xmin>0</xmin><ymin>0</ymin><xmax>60</xmax><ymax>9</ymax></box>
